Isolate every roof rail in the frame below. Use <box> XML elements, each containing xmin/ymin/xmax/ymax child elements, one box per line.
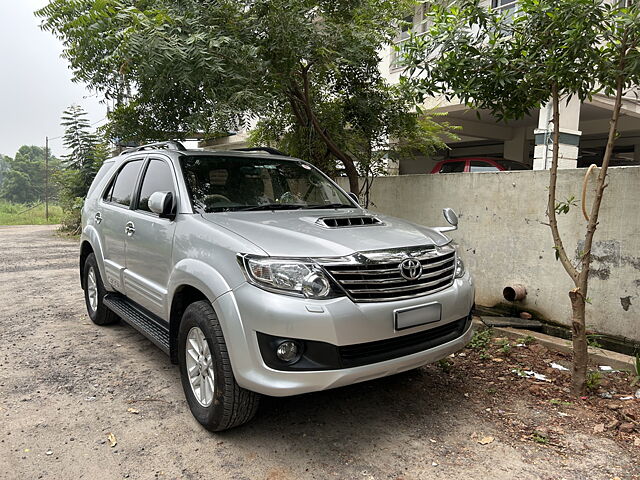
<box><xmin>234</xmin><ymin>147</ymin><xmax>287</xmax><ymax>156</ymax></box>
<box><xmin>121</xmin><ymin>141</ymin><xmax>186</xmax><ymax>155</ymax></box>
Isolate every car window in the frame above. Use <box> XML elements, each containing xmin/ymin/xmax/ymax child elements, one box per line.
<box><xmin>439</xmin><ymin>161</ymin><xmax>466</xmax><ymax>173</ymax></box>
<box><xmin>494</xmin><ymin>159</ymin><xmax>530</xmax><ymax>171</ymax></box>
<box><xmin>138</xmin><ymin>159</ymin><xmax>175</xmax><ymax>212</ymax></box>
<box><xmin>88</xmin><ymin>161</ymin><xmax>114</xmax><ymax>197</ymax></box>
<box><xmin>180</xmin><ymin>155</ymin><xmax>353</xmax><ymax>213</ymax></box>
<box><xmin>469</xmin><ymin>161</ymin><xmax>500</xmax><ymax>172</ymax></box>
<box><xmin>108</xmin><ymin>160</ymin><xmax>144</xmax><ymax>207</ymax></box>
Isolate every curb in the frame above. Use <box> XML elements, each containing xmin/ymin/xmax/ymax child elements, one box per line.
<box><xmin>472</xmin><ymin>319</ymin><xmax>636</xmax><ymax>371</ymax></box>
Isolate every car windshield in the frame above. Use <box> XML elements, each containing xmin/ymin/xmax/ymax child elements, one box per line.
<box><xmin>180</xmin><ymin>155</ymin><xmax>355</xmax><ymax>213</ymax></box>
<box><xmin>495</xmin><ymin>159</ymin><xmax>530</xmax><ymax>171</ymax></box>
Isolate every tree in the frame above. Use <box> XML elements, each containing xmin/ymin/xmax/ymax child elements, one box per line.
<box><xmin>37</xmin><ymin>0</ymin><xmax>452</xmax><ymax>195</ymax></box>
<box><xmin>0</xmin><ymin>146</ymin><xmax>58</xmax><ymax>204</ymax></box>
<box><xmin>402</xmin><ymin>0</ymin><xmax>640</xmax><ymax>394</ymax></box>
<box><xmin>0</xmin><ymin>154</ymin><xmax>10</xmax><ymax>190</ymax></box>
<box><xmin>56</xmin><ymin>105</ymin><xmax>109</xmax><ymax>232</ymax></box>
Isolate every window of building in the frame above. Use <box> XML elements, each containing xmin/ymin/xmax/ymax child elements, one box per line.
<box><xmin>137</xmin><ymin>159</ymin><xmax>176</xmax><ymax>213</ymax></box>
<box><xmin>492</xmin><ymin>0</ymin><xmax>518</xmax><ymax>12</ymax></box>
<box><xmin>390</xmin><ymin>6</ymin><xmax>428</xmax><ymax>70</ymax></box>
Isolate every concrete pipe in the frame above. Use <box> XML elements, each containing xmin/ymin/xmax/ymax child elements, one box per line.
<box><xmin>503</xmin><ymin>284</ymin><xmax>527</xmax><ymax>302</ymax></box>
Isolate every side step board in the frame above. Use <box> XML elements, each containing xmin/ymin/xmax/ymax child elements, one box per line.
<box><xmin>103</xmin><ymin>293</ymin><xmax>170</xmax><ymax>354</ymax></box>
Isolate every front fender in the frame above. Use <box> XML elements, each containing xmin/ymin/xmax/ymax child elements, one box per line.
<box><xmin>166</xmin><ymin>258</ymin><xmax>234</xmax><ymax>319</ymax></box>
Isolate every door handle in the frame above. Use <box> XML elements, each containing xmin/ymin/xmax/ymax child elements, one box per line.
<box><xmin>125</xmin><ymin>221</ymin><xmax>135</xmax><ymax>236</ymax></box>
<box><xmin>94</xmin><ymin>212</ymin><xmax>102</xmax><ymax>224</ymax></box>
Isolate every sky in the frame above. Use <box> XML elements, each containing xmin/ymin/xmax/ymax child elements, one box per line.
<box><xmin>0</xmin><ymin>0</ymin><xmax>107</xmax><ymax>159</ymax></box>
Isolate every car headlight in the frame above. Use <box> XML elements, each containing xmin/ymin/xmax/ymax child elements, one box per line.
<box><xmin>240</xmin><ymin>255</ymin><xmax>341</xmax><ymax>299</ymax></box>
<box><xmin>455</xmin><ymin>255</ymin><xmax>465</xmax><ymax>278</ymax></box>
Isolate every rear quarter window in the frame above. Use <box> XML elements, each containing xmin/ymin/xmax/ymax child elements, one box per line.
<box><xmin>87</xmin><ymin>161</ymin><xmax>115</xmax><ymax>197</ymax></box>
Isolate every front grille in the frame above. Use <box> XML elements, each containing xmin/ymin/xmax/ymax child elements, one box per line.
<box><xmin>338</xmin><ymin>316</ymin><xmax>470</xmax><ymax>368</ymax></box>
<box><xmin>324</xmin><ymin>249</ymin><xmax>456</xmax><ymax>302</ymax></box>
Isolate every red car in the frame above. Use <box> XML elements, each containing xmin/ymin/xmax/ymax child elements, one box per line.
<box><xmin>430</xmin><ymin>157</ymin><xmax>531</xmax><ymax>174</ymax></box>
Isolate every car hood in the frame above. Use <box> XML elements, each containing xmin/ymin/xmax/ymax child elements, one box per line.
<box><xmin>200</xmin><ymin>209</ymin><xmax>450</xmax><ymax>257</ymax></box>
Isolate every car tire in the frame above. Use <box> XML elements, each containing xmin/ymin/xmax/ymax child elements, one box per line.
<box><xmin>83</xmin><ymin>253</ymin><xmax>119</xmax><ymax>326</ymax></box>
<box><xmin>178</xmin><ymin>300</ymin><xmax>259</xmax><ymax>432</ymax></box>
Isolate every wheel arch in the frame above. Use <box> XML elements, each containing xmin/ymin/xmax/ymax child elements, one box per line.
<box><xmin>169</xmin><ymin>285</ymin><xmax>209</xmax><ymax>363</ymax></box>
<box><xmin>79</xmin><ymin>241</ymin><xmax>94</xmax><ymax>289</ymax></box>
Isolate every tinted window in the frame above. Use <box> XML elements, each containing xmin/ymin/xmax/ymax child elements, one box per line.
<box><xmin>138</xmin><ymin>159</ymin><xmax>175</xmax><ymax>212</ymax></box>
<box><xmin>494</xmin><ymin>159</ymin><xmax>530</xmax><ymax>171</ymax></box>
<box><xmin>439</xmin><ymin>161</ymin><xmax>466</xmax><ymax>173</ymax></box>
<box><xmin>469</xmin><ymin>161</ymin><xmax>500</xmax><ymax>172</ymax></box>
<box><xmin>110</xmin><ymin>160</ymin><xmax>143</xmax><ymax>206</ymax></box>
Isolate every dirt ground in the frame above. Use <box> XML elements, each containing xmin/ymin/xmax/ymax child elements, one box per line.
<box><xmin>1</xmin><ymin>224</ymin><xmax>638</xmax><ymax>480</ymax></box>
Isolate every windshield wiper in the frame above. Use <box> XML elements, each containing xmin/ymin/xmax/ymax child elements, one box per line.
<box><xmin>305</xmin><ymin>203</ymin><xmax>355</xmax><ymax>209</ymax></box>
<box><xmin>238</xmin><ymin>204</ymin><xmax>305</xmax><ymax>211</ymax></box>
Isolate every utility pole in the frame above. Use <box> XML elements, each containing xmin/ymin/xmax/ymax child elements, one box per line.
<box><xmin>45</xmin><ymin>136</ymin><xmax>49</xmax><ymax>221</ymax></box>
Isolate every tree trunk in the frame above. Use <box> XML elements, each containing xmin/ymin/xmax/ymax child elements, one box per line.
<box><xmin>289</xmin><ymin>71</ymin><xmax>361</xmax><ymax>194</ymax></box>
<box><xmin>569</xmin><ymin>287</ymin><xmax>588</xmax><ymax>396</ymax></box>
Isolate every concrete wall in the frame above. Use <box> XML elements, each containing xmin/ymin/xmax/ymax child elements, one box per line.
<box><xmin>337</xmin><ymin>167</ymin><xmax>640</xmax><ymax>341</ymax></box>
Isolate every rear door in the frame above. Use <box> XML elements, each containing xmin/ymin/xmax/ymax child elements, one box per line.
<box><xmin>99</xmin><ymin>158</ymin><xmax>145</xmax><ymax>292</ymax></box>
<box><xmin>123</xmin><ymin>157</ymin><xmax>178</xmax><ymax>318</ymax></box>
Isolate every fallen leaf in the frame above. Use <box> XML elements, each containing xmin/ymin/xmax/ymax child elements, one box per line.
<box><xmin>593</xmin><ymin>423</ymin><xmax>605</xmax><ymax>433</ymax></box>
<box><xmin>478</xmin><ymin>436</ymin><xmax>494</xmax><ymax>445</ymax></box>
<box><xmin>107</xmin><ymin>432</ymin><xmax>117</xmax><ymax>448</ymax></box>
<box><xmin>127</xmin><ymin>408</ymin><xmax>139</xmax><ymax>414</ymax></box>
<box><xmin>634</xmin><ymin>437</ymin><xmax>640</xmax><ymax>447</ymax></box>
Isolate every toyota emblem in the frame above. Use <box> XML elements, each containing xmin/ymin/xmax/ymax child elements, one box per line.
<box><xmin>399</xmin><ymin>258</ymin><xmax>422</xmax><ymax>281</ymax></box>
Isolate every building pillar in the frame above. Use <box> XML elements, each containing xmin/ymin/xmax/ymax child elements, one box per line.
<box><xmin>503</xmin><ymin>127</ymin><xmax>528</xmax><ymax>164</ymax></box>
<box><xmin>533</xmin><ymin>96</ymin><xmax>582</xmax><ymax>170</ymax></box>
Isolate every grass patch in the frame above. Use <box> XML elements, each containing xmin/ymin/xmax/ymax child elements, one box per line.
<box><xmin>0</xmin><ymin>201</ymin><xmax>63</xmax><ymax>225</ymax></box>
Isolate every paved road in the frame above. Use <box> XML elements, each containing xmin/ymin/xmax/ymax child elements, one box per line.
<box><xmin>0</xmin><ymin>225</ymin><xmax>636</xmax><ymax>480</ymax></box>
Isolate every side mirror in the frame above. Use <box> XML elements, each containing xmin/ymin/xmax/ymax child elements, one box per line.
<box><xmin>148</xmin><ymin>191</ymin><xmax>175</xmax><ymax>219</ymax></box>
<box><xmin>435</xmin><ymin>208</ymin><xmax>458</xmax><ymax>233</ymax></box>
<box><xmin>348</xmin><ymin>192</ymin><xmax>360</xmax><ymax>205</ymax></box>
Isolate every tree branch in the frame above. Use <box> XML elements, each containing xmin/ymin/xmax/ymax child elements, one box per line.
<box><xmin>547</xmin><ymin>84</ymin><xmax>579</xmax><ymax>283</ymax></box>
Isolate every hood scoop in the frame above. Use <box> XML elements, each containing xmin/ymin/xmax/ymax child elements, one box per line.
<box><xmin>317</xmin><ymin>216</ymin><xmax>384</xmax><ymax>228</ymax></box>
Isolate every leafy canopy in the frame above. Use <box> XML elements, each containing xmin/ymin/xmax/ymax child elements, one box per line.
<box><xmin>401</xmin><ymin>0</ymin><xmax>640</xmax><ymax>122</ymax></box>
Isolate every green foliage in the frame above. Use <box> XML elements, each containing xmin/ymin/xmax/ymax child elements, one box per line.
<box><xmin>402</xmin><ymin>0</ymin><xmax>640</xmax><ymax>122</ymax></box>
<box><xmin>56</xmin><ymin>105</ymin><xmax>108</xmax><ymax>233</ymax></box>
<box><xmin>36</xmin><ymin>0</ymin><xmax>454</xmax><ymax>198</ymax></box>
<box><xmin>518</xmin><ymin>335</ymin><xmax>537</xmax><ymax>346</ymax></box>
<box><xmin>549</xmin><ymin>398</ymin><xmax>572</xmax><ymax>406</ymax></box>
<box><xmin>586</xmin><ymin>370</ymin><xmax>602</xmax><ymax>391</ymax></box>
<box><xmin>531</xmin><ymin>432</ymin><xmax>549</xmax><ymax>445</ymax></box>
<box><xmin>555</xmin><ymin>196</ymin><xmax>578</xmax><ymax>215</ymax></box>
<box><xmin>497</xmin><ymin>339</ymin><xmax>512</xmax><ymax>356</ymax></box>
<box><xmin>0</xmin><ymin>201</ymin><xmax>63</xmax><ymax>225</ymax></box>
<box><xmin>586</xmin><ymin>334</ymin><xmax>603</xmax><ymax>349</ymax></box>
<box><xmin>437</xmin><ymin>358</ymin><xmax>454</xmax><ymax>372</ymax></box>
<box><xmin>0</xmin><ymin>146</ymin><xmax>59</xmax><ymax>204</ymax></box>
<box><xmin>469</xmin><ymin>328</ymin><xmax>492</xmax><ymax>351</ymax></box>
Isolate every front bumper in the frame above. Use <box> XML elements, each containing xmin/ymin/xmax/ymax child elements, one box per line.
<box><xmin>212</xmin><ymin>272</ymin><xmax>475</xmax><ymax>397</ymax></box>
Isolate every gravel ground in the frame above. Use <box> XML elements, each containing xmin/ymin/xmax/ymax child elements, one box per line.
<box><xmin>1</xmin><ymin>225</ymin><xmax>638</xmax><ymax>480</ymax></box>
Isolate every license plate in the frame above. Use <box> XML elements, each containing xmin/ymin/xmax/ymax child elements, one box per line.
<box><xmin>394</xmin><ymin>303</ymin><xmax>442</xmax><ymax>331</ymax></box>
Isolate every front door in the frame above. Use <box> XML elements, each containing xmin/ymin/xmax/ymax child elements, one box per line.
<box><xmin>99</xmin><ymin>158</ymin><xmax>145</xmax><ymax>293</ymax></box>
<box><xmin>123</xmin><ymin>157</ymin><xmax>178</xmax><ymax>318</ymax></box>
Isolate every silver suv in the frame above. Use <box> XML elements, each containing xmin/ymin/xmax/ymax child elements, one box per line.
<box><xmin>80</xmin><ymin>141</ymin><xmax>475</xmax><ymax>431</ymax></box>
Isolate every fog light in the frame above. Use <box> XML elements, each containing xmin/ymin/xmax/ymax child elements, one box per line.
<box><xmin>276</xmin><ymin>341</ymin><xmax>300</xmax><ymax>363</ymax></box>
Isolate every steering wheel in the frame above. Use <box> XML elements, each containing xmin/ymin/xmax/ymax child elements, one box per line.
<box><xmin>205</xmin><ymin>194</ymin><xmax>232</xmax><ymax>204</ymax></box>
<box><xmin>279</xmin><ymin>192</ymin><xmax>299</xmax><ymax>204</ymax></box>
